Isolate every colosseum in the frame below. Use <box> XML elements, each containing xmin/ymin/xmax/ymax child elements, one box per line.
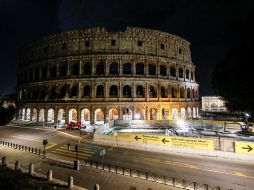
<box><xmin>16</xmin><ymin>26</ymin><xmax>200</xmax><ymax>126</ymax></box>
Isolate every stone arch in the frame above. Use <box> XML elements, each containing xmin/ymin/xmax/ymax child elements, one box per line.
<box><xmin>109</xmin><ymin>62</ymin><xmax>118</xmax><ymax>74</ymax></box>
<box><xmin>161</xmin><ymin>86</ymin><xmax>166</xmax><ymax>98</ymax></box>
<box><xmin>109</xmin><ymin>108</ymin><xmax>119</xmax><ymax>121</ymax></box>
<box><xmin>136</xmin><ymin>63</ymin><xmax>144</xmax><ymax>75</ymax></box>
<box><xmin>148</xmin><ymin>64</ymin><xmax>156</xmax><ymax>75</ymax></box>
<box><xmin>180</xmin><ymin>108</ymin><xmax>186</xmax><ymax>120</ymax></box>
<box><xmin>172</xmin><ymin>108</ymin><xmax>178</xmax><ymax>120</ymax></box>
<box><xmin>123</xmin><ymin>85</ymin><xmax>132</xmax><ymax>98</ymax></box>
<box><xmin>150</xmin><ymin>108</ymin><xmax>158</xmax><ymax>120</ymax></box>
<box><xmin>193</xmin><ymin>107</ymin><xmax>196</xmax><ymax>118</ymax></box>
<box><xmin>136</xmin><ymin>85</ymin><xmax>144</xmax><ymax>97</ymax></box>
<box><xmin>161</xmin><ymin>108</ymin><xmax>168</xmax><ymax>120</ymax></box>
<box><xmin>170</xmin><ymin>66</ymin><xmax>176</xmax><ymax>77</ymax></box>
<box><xmin>109</xmin><ymin>85</ymin><xmax>118</xmax><ymax>97</ymax></box>
<box><xmin>32</xmin><ymin>108</ymin><xmax>37</xmax><ymax>122</ymax></box>
<box><xmin>123</xmin><ymin>107</ymin><xmax>132</xmax><ymax>120</ymax></box>
<box><xmin>171</xmin><ymin>87</ymin><xmax>177</xmax><ymax>98</ymax></box>
<box><xmin>83</xmin><ymin>62</ymin><xmax>91</xmax><ymax>75</ymax></box>
<box><xmin>96</xmin><ymin>62</ymin><xmax>104</xmax><ymax>75</ymax></box>
<box><xmin>59</xmin><ymin>85</ymin><xmax>67</xmax><ymax>98</ymax></box>
<box><xmin>123</xmin><ymin>63</ymin><xmax>131</xmax><ymax>74</ymax></box>
<box><xmin>71</xmin><ymin>62</ymin><xmax>79</xmax><ymax>75</ymax></box>
<box><xmin>180</xmin><ymin>87</ymin><xmax>185</xmax><ymax>98</ymax></box>
<box><xmin>81</xmin><ymin>108</ymin><xmax>90</xmax><ymax>124</ymax></box>
<box><xmin>187</xmin><ymin>107</ymin><xmax>192</xmax><ymax>119</ymax></box>
<box><xmin>96</xmin><ymin>85</ymin><xmax>104</xmax><ymax>97</ymax></box>
<box><xmin>149</xmin><ymin>86</ymin><xmax>157</xmax><ymax>98</ymax></box>
<box><xmin>70</xmin><ymin>85</ymin><xmax>78</xmax><ymax>98</ymax></box>
<box><xmin>57</xmin><ymin>109</ymin><xmax>65</xmax><ymax>124</ymax></box>
<box><xmin>68</xmin><ymin>108</ymin><xmax>78</xmax><ymax>123</ymax></box>
<box><xmin>94</xmin><ymin>108</ymin><xmax>104</xmax><ymax>124</ymax></box>
<box><xmin>134</xmin><ymin>107</ymin><xmax>146</xmax><ymax>120</ymax></box>
<box><xmin>22</xmin><ymin>108</ymin><xmax>26</xmax><ymax>120</ymax></box>
<box><xmin>26</xmin><ymin>108</ymin><xmax>31</xmax><ymax>120</ymax></box>
<box><xmin>179</xmin><ymin>68</ymin><xmax>184</xmax><ymax>78</ymax></box>
<box><xmin>187</xmin><ymin>88</ymin><xmax>191</xmax><ymax>98</ymax></box>
<box><xmin>39</xmin><ymin>109</ymin><xmax>45</xmax><ymax>122</ymax></box>
<box><xmin>186</xmin><ymin>69</ymin><xmax>190</xmax><ymax>79</ymax></box>
<box><xmin>83</xmin><ymin>85</ymin><xmax>90</xmax><ymax>97</ymax></box>
<box><xmin>160</xmin><ymin>65</ymin><xmax>167</xmax><ymax>76</ymax></box>
<box><xmin>59</xmin><ymin>64</ymin><xmax>67</xmax><ymax>76</ymax></box>
<box><xmin>47</xmin><ymin>108</ymin><xmax>54</xmax><ymax>123</ymax></box>
<box><xmin>50</xmin><ymin>65</ymin><xmax>57</xmax><ymax>78</ymax></box>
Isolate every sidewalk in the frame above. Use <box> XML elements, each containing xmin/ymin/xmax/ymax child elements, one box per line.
<box><xmin>0</xmin><ymin>147</ymin><xmax>181</xmax><ymax>190</ymax></box>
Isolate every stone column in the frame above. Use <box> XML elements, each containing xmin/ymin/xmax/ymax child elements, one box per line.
<box><xmin>132</xmin><ymin>82</ymin><xmax>136</xmax><ymax>98</ymax></box>
<box><xmin>79</xmin><ymin>60</ymin><xmax>82</xmax><ymax>76</ymax></box>
<box><xmin>44</xmin><ymin>108</ymin><xmax>48</xmax><ymax>122</ymax></box>
<box><xmin>90</xmin><ymin>108</ymin><xmax>94</xmax><ymax>124</ymax></box>
<box><xmin>119</xmin><ymin>106</ymin><xmax>123</xmax><ymax>120</ymax></box>
<box><xmin>65</xmin><ymin>107</ymin><xmax>69</xmax><ymax>124</ymax></box>
<box><xmin>132</xmin><ymin>61</ymin><xmax>136</xmax><ymax>77</ymax></box>
<box><xmin>119</xmin><ymin>59</ymin><xmax>122</xmax><ymax>76</ymax></box>
<box><xmin>91</xmin><ymin>60</ymin><xmax>95</xmax><ymax>76</ymax></box>
<box><xmin>56</xmin><ymin>63</ymin><xmax>60</xmax><ymax>77</ymax></box>
<box><xmin>104</xmin><ymin>108</ymin><xmax>108</xmax><ymax>124</ymax></box>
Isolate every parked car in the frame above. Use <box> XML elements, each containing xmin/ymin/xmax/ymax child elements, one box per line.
<box><xmin>66</xmin><ymin>121</ymin><xmax>82</xmax><ymax>130</ymax></box>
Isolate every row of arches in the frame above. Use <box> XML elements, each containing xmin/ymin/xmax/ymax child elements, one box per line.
<box><xmin>18</xmin><ymin>106</ymin><xmax>199</xmax><ymax>125</ymax></box>
<box><xmin>19</xmin><ymin>62</ymin><xmax>195</xmax><ymax>83</ymax></box>
<box><xmin>18</xmin><ymin>84</ymin><xmax>199</xmax><ymax>100</ymax></box>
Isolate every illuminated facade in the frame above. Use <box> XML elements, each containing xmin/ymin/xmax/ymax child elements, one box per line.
<box><xmin>202</xmin><ymin>96</ymin><xmax>227</xmax><ymax>112</ymax></box>
<box><xmin>16</xmin><ymin>27</ymin><xmax>200</xmax><ymax>125</ymax></box>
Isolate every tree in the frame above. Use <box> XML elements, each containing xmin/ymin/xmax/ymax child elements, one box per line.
<box><xmin>212</xmin><ymin>43</ymin><xmax>254</xmax><ymax>117</ymax></box>
<box><xmin>0</xmin><ymin>94</ymin><xmax>16</xmax><ymax>125</ymax></box>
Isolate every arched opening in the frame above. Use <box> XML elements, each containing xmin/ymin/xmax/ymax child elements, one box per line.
<box><xmin>109</xmin><ymin>85</ymin><xmax>118</xmax><ymax>97</ymax></box>
<box><xmin>150</xmin><ymin>108</ymin><xmax>158</xmax><ymax>120</ymax></box>
<box><xmin>134</xmin><ymin>108</ymin><xmax>146</xmax><ymax>120</ymax></box>
<box><xmin>136</xmin><ymin>63</ymin><xmax>144</xmax><ymax>75</ymax></box>
<box><xmin>181</xmin><ymin>108</ymin><xmax>186</xmax><ymax>120</ymax></box>
<box><xmin>83</xmin><ymin>62</ymin><xmax>91</xmax><ymax>75</ymax></box>
<box><xmin>39</xmin><ymin>87</ymin><xmax>46</xmax><ymax>100</ymax></box>
<box><xmin>59</xmin><ymin>64</ymin><xmax>67</xmax><ymax>77</ymax></box>
<box><xmin>96</xmin><ymin>85</ymin><xmax>104</xmax><ymax>97</ymax></box>
<box><xmin>161</xmin><ymin>108</ymin><xmax>168</xmax><ymax>120</ymax></box>
<box><xmin>50</xmin><ymin>65</ymin><xmax>57</xmax><ymax>78</ymax></box>
<box><xmin>136</xmin><ymin>85</ymin><xmax>144</xmax><ymax>97</ymax></box>
<box><xmin>22</xmin><ymin>108</ymin><xmax>25</xmax><ymax>120</ymax></box>
<box><xmin>47</xmin><ymin>109</ymin><xmax>54</xmax><ymax>123</ymax></box>
<box><xmin>57</xmin><ymin>109</ymin><xmax>65</xmax><ymax>124</ymax></box>
<box><xmin>83</xmin><ymin>85</ymin><xmax>90</xmax><ymax>97</ymax></box>
<box><xmin>187</xmin><ymin>88</ymin><xmax>191</xmax><ymax>98</ymax></box>
<box><xmin>171</xmin><ymin>87</ymin><xmax>177</xmax><ymax>98</ymax></box>
<box><xmin>96</xmin><ymin>62</ymin><xmax>104</xmax><ymax>75</ymax></box>
<box><xmin>123</xmin><ymin>63</ymin><xmax>131</xmax><ymax>74</ymax></box>
<box><xmin>71</xmin><ymin>63</ymin><xmax>79</xmax><ymax>75</ymax></box>
<box><xmin>81</xmin><ymin>108</ymin><xmax>90</xmax><ymax>124</ymax></box>
<box><xmin>211</xmin><ymin>103</ymin><xmax>218</xmax><ymax>108</ymax></box>
<box><xmin>59</xmin><ymin>85</ymin><xmax>66</xmax><ymax>98</ymax></box>
<box><xmin>123</xmin><ymin>107</ymin><xmax>132</xmax><ymax>120</ymax></box>
<box><xmin>109</xmin><ymin>108</ymin><xmax>119</xmax><ymax>121</ymax></box>
<box><xmin>49</xmin><ymin>87</ymin><xmax>56</xmax><ymax>99</ymax></box>
<box><xmin>148</xmin><ymin>64</ymin><xmax>156</xmax><ymax>75</ymax></box>
<box><xmin>193</xmin><ymin>107</ymin><xmax>196</xmax><ymax>118</ymax></box>
<box><xmin>186</xmin><ymin>70</ymin><xmax>190</xmax><ymax>79</ymax></box>
<box><xmin>26</xmin><ymin>108</ymin><xmax>31</xmax><ymax>121</ymax></box>
<box><xmin>191</xmin><ymin>71</ymin><xmax>194</xmax><ymax>80</ymax></box>
<box><xmin>95</xmin><ymin>108</ymin><xmax>104</xmax><ymax>124</ymax></box>
<box><xmin>68</xmin><ymin>109</ymin><xmax>77</xmax><ymax>123</ymax></box>
<box><xmin>32</xmin><ymin>108</ymin><xmax>37</xmax><ymax>122</ymax></box>
<box><xmin>160</xmin><ymin>65</ymin><xmax>167</xmax><ymax>76</ymax></box>
<box><xmin>172</xmin><ymin>108</ymin><xmax>178</xmax><ymax>120</ymax></box>
<box><xmin>39</xmin><ymin>109</ymin><xmax>45</xmax><ymax>122</ymax></box>
<box><xmin>170</xmin><ymin>66</ymin><xmax>176</xmax><ymax>77</ymax></box>
<box><xmin>187</xmin><ymin>107</ymin><xmax>192</xmax><ymax>119</ymax></box>
<box><xmin>123</xmin><ymin>85</ymin><xmax>132</xmax><ymax>98</ymax></box>
<box><xmin>179</xmin><ymin>68</ymin><xmax>184</xmax><ymax>78</ymax></box>
<box><xmin>109</xmin><ymin>62</ymin><xmax>118</xmax><ymax>75</ymax></box>
<box><xmin>41</xmin><ymin>66</ymin><xmax>48</xmax><ymax>79</ymax></box>
<box><xmin>161</xmin><ymin>87</ymin><xmax>166</xmax><ymax>98</ymax></box>
<box><xmin>180</xmin><ymin>87</ymin><xmax>185</xmax><ymax>98</ymax></box>
<box><xmin>149</xmin><ymin>86</ymin><xmax>157</xmax><ymax>98</ymax></box>
<box><xmin>70</xmin><ymin>85</ymin><xmax>78</xmax><ymax>98</ymax></box>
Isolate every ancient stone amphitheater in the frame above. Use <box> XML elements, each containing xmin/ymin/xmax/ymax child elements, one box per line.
<box><xmin>16</xmin><ymin>27</ymin><xmax>200</xmax><ymax>125</ymax></box>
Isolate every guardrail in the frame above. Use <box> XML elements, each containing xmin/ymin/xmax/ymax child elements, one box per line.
<box><xmin>82</xmin><ymin>159</ymin><xmax>233</xmax><ymax>190</ymax></box>
<box><xmin>0</xmin><ymin>140</ymin><xmax>41</xmax><ymax>155</ymax></box>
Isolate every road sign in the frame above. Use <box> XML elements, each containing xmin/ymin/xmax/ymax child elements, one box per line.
<box><xmin>43</xmin><ymin>139</ymin><xmax>48</xmax><ymax>146</ymax></box>
<box><xmin>235</xmin><ymin>141</ymin><xmax>254</xmax><ymax>155</ymax></box>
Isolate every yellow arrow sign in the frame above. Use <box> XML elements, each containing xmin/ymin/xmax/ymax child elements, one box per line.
<box><xmin>235</xmin><ymin>141</ymin><xmax>254</xmax><ymax>155</ymax></box>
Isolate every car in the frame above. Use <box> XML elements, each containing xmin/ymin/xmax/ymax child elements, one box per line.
<box><xmin>66</xmin><ymin>121</ymin><xmax>82</xmax><ymax>130</ymax></box>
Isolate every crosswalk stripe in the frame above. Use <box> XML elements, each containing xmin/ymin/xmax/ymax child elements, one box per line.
<box><xmin>58</xmin><ymin>146</ymin><xmax>95</xmax><ymax>154</ymax></box>
<box><xmin>53</xmin><ymin>148</ymin><xmax>94</xmax><ymax>156</ymax></box>
<box><xmin>50</xmin><ymin>150</ymin><xmax>90</xmax><ymax>160</ymax></box>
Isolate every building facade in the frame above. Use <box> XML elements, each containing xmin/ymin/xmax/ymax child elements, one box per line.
<box><xmin>16</xmin><ymin>27</ymin><xmax>200</xmax><ymax>125</ymax></box>
<box><xmin>202</xmin><ymin>96</ymin><xmax>227</xmax><ymax>112</ymax></box>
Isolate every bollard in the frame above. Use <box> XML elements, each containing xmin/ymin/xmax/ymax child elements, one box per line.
<box><xmin>15</xmin><ymin>161</ymin><xmax>20</xmax><ymax>170</ymax></box>
<box><xmin>68</xmin><ymin>176</ymin><xmax>73</xmax><ymax>189</ymax></box>
<box><xmin>35</xmin><ymin>148</ymin><xmax>37</xmax><ymax>154</ymax></box>
<box><xmin>74</xmin><ymin>160</ymin><xmax>80</xmax><ymax>170</ymax></box>
<box><xmin>204</xmin><ymin>184</ymin><xmax>208</xmax><ymax>190</ymax></box>
<box><xmin>10</xmin><ymin>143</ymin><xmax>12</xmax><ymax>147</ymax></box>
<box><xmin>19</xmin><ymin>145</ymin><xmax>21</xmax><ymax>150</ymax></box>
<box><xmin>39</xmin><ymin>149</ymin><xmax>41</xmax><ymax>155</ymax></box>
<box><xmin>32</xmin><ymin>147</ymin><xmax>34</xmax><ymax>153</ymax></box>
<box><xmin>47</xmin><ymin>170</ymin><xmax>53</xmax><ymax>181</ymax></box>
<box><xmin>29</xmin><ymin>163</ymin><xmax>34</xmax><ymax>175</ymax></box>
<box><xmin>25</xmin><ymin>146</ymin><xmax>27</xmax><ymax>151</ymax></box>
<box><xmin>22</xmin><ymin>146</ymin><xmax>24</xmax><ymax>151</ymax></box>
<box><xmin>8</xmin><ymin>142</ymin><xmax>9</xmax><ymax>147</ymax></box>
<box><xmin>94</xmin><ymin>184</ymin><xmax>100</xmax><ymax>190</ymax></box>
<box><xmin>28</xmin><ymin>147</ymin><xmax>31</xmax><ymax>152</ymax></box>
<box><xmin>2</xmin><ymin>156</ymin><xmax>6</xmax><ymax>166</ymax></box>
<box><xmin>216</xmin><ymin>187</ymin><xmax>221</xmax><ymax>190</ymax></box>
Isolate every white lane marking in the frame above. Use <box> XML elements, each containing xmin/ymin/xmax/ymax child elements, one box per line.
<box><xmin>11</xmin><ymin>136</ymin><xmax>41</xmax><ymax>142</ymax></box>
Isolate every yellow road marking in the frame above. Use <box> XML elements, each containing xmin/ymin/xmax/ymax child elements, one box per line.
<box><xmin>50</xmin><ymin>150</ymin><xmax>91</xmax><ymax>159</ymax></box>
<box><xmin>53</xmin><ymin>148</ymin><xmax>94</xmax><ymax>156</ymax></box>
<box><xmin>45</xmin><ymin>143</ymin><xmax>57</xmax><ymax>150</ymax></box>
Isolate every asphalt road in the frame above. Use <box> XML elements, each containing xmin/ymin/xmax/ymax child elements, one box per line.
<box><xmin>1</xmin><ymin>125</ymin><xmax>254</xmax><ymax>190</ymax></box>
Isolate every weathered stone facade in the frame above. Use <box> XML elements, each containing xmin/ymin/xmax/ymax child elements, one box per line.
<box><xmin>16</xmin><ymin>27</ymin><xmax>200</xmax><ymax>125</ymax></box>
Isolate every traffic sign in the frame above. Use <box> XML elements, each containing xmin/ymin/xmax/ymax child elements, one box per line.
<box><xmin>235</xmin><ymin>141</ymin><xmax>254</xmax><ymax>155</ymax></box>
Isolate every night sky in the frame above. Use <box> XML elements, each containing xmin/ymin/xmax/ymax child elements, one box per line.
<box><xmin>0</xmin><ymin>0</ymin><xmax>253</xmax><ymax>95</ymax></box>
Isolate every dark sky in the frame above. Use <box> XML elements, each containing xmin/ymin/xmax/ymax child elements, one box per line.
<box><xmin>0</xmin><ymin>0</ymin><xmax>253</xmax><ymax>95</ymax></box>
